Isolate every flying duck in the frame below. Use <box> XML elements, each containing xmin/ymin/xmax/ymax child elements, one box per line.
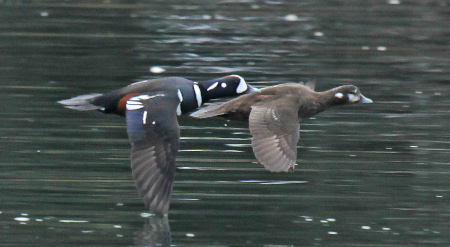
<box><xmin>58</xmin><ymin>75</ymin><xmax>258</xmax><ymax>215</ymax></box>
<box><xmin>190</xmin><ymin>81</ymin><xmax>372</xmax><ymax>172</ymax></box>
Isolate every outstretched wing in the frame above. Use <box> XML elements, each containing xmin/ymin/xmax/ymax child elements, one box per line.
<box><xmin>249</xmin><ymin>99</ymin><xmax>300</xmax><ymax>172</ymax></box>
<box><xmin>126</xmin><ymin>93</ymin><xmax>180</xmax><ymax>215</ymax></box>
<box><xmin>189</xmin><ymin>102</ymin><xmax>226</xmax><ymax>118</ymax></box>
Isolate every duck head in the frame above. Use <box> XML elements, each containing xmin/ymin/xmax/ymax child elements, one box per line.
<box><xmin>199</xmin><ymin>75</ymin><xmax>259</xmax><ymax>101</ymax></box>
<box><xmin>331</xmin><ymin>85</ymin><xmax>373</xmax><ymax>104</ymax></box>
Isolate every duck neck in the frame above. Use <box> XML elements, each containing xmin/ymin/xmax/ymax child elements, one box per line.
<box><xmin>318</xmin><ymin>87</ymin><xmax>347</xmax><ymax>109</ymax></box>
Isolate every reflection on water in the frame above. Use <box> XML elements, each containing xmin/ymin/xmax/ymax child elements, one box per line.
<box><xmin>133</xmin><ymin>216</ymin><xmax>171</xmax><ymax>247</ymax></box>
<box><xmin>0</xmin><ymin>0</ymin><xmax>449</xmax><ymax>246</ymax></box>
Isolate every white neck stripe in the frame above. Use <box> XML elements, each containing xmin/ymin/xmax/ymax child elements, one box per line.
<box><xmin>193</xmin><ymin>84</ymin><xmax>203</xmax><ymax>107</ymax></box>
<box><xmin>177</xmin><ymin>89</ymin><xmax>183</xmax><ymax>102</ymax></box>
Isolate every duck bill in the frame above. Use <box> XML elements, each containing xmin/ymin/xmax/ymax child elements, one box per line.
<box><xmin>359</xmin><ymin>94</ymin><xmax>373</xmax><ymax>103</ymax></box>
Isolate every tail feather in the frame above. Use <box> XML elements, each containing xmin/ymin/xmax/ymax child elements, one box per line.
<box><xmin>190</xmin><ymin>102</ymin><xmax>225</xmax><ymax>118</ymax></box>
<box><xmin>58</xmin><ymin>93</ymin><xmax>103</xmax><ymax>111</ymax></box>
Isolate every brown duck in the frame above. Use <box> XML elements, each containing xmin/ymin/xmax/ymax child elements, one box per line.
<box><xmin>190</xmin><ymin>81</ymin><xmax>372</xmax><ymax>172</ymax></box>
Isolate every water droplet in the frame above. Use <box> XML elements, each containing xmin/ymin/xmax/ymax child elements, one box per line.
<box><xmin>14</xmin><ymin>217</ymin><xmax>30</xmax><ymax>222</ymax></box>
<box><xmin>150</xmin><ymin>66</ymin><xmax>165</xmax><ymax>74</ymax></box>
<box><xmin>388</xmin><ymin>0</ymin><xmax>401</xmax><ymax>4</ymax></box>
<box><xmin>284</xmin><ymin>14</ymin><xmax>298</xmax><ymax>21</ymax></box>
<box><xmin>314</xmin><ymin>31</ymin><xmax>324</xmax><ymax>37</ymax></box>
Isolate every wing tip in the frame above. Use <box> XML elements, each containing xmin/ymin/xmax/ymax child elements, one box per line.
<box><xmin>190</xmin><ymin>103</ymin><xmax>224</xmax><ymax>118</ymax></box>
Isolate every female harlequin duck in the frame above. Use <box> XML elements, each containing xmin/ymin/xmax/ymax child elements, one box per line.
<box><xmin>191</xmin><ymin>81</ymin><xmax>372</xmax><ymax>172</ymax></box>
<box><xmin>58</xmin><ymin>75</ymin><xmax>258</xmax><ymax>215</ymax></box>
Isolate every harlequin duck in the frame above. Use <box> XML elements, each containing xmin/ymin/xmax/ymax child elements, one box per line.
<box><xmin>58</xmin><ymin>75</ymin><xmax>258</xmax><ymax>215</ymax></box>
<box><xmin>191</xmin><ymin>81</ymin><xmax>372</xmax><ymax>172</ymax></box>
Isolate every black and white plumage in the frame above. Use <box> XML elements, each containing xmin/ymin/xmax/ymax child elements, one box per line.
<box><xmin>58</xmin><ymin>75</ymin><xmax>258</xmax><ymax>215</ymax></box>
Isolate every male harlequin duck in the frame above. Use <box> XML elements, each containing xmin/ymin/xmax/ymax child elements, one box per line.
<box><xmin>191</xmin><ymin>81</ymin><xmax>372</xmax><ymax>172</ymax></box>
<box><xmin>58</xmin><ymin>75</ymin><xmax>258</xmax><ymax>215</ymax></box>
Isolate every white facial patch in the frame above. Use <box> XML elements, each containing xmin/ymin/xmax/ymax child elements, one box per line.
<box><xmin>229</xmin><ymin>75</ymin><xmax>247</xmax><ymax>94</ymax></box>
<box><xmin>206</xmin><ymin>82</ymin><xmax>218</xmax><ymax>91</ymax></box>
<box><xmin>335</xmin><ymin>92</ymin><xmax>344</xmax><ymax>99</ymax></box>
<box><xmin>235</xmin><ymin>78</ymin><xmax>248</xmax><ymax>94</ymax></box>
<box><xmin>348</xmin><ymin>93</ymin><xmax>360</xmax><ymax>103</ymax></box>
<box><xmin>126</xmin><ymin>94</ymin><xmax>166</xmax><ymax>111</ymax></box>
<box><xmin>221</xmin><ymin>82</ymin><xmax>227</xmax><ymax>88</ymax></box>
<box><xmin>193</xmin><ymin>84</ymin><xmax>203</xmax><ymax>107</ymax></box>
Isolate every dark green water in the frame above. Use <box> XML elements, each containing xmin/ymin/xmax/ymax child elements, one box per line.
<box><xmin>0</xmin><ymin>1</ymin><xmax>449</xmax><ymax>246</ymax></box>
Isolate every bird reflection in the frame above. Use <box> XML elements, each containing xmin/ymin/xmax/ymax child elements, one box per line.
<box><xmin>132</xmin><ymin>215</ymin><xmax>171</xmax><ymax>247</ymax></box>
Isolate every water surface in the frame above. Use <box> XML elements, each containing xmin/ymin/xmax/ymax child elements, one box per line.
<box><xmin>0</xmin><ymin>1</ymin><xmax>449</xmax><ymax>246</ymax></box>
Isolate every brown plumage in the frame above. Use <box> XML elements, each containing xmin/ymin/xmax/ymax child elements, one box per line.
<box><xmin>191</xmin><ymin>82</ymin><xmax>372</xmax><ymax>172</ymax></box>
<box><xmin>58</xmin><ymin>75</ymin><xmax>257</xmax><ymax>215</ymax></box>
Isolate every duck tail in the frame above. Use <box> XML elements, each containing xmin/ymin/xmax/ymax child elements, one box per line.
<box><xmin>190</xmin><ymin>102</ymin><xmax>225</xmax><ymax>118</ymax></box>
<box><xmin>57</xmin><ymin>93</ymin><xmax>103</xmax><ymax>111</ymax></box>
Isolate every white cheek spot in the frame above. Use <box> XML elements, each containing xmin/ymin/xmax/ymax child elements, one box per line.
<box><xmin>152</xmin><ymin>121</ymin><xmax>156</xmax><ymax>125</ymax></box>
<box><xmin>193</xmin><ymin>84</ymin><xmax>202</xmax><ymax>107</ymax></box>
<box><xmin>221</xmin><ymin>82</ymin><xmax>227</xmax><ymax>88</ymax></box>
<box><xmin>206</xmin><ymin>82</ymin><xmax>218</xmax><ymax>91</ymax></box>
<box><xmin>348</xmin><ymin>93</ymin><xmax>360</xmax><ymax>102</ymax></box>
<box><xmin>142</xmin><ymin>111</ymin><xmax>148</xmax><ymax>124</ymax></box>
<box><xmin>335</xmin><ymin>92</ymin><xmax>344</xmax><ymax>99</ymax></box>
